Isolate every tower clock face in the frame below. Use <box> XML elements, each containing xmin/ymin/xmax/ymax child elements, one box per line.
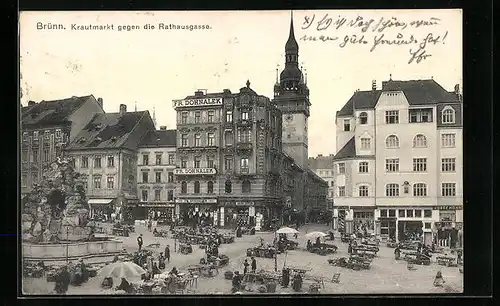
<box><xmin>285</xmin><ymin>114</ymin><xmax>293</xmax><ymax>122</ymax></box>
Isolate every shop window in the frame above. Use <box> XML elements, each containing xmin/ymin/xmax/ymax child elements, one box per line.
<box><xmin>380</xmin><ymin>209</ymin><xmax>387</xmax><ymax>218</ymax></box>
<box><xmin>424</xmin><ymin>209</ymin><xmax>432</xmax><ymax>218</ymax></box>
<box><xmin>406</xmin><ymin>209</ymin><xmax>414</xmax><ymax>217</ymax></box>
<box><xmin>424</xmin><ymin>222</ymin><xmax>431</xmax><ymax>229</ymax></box>
<box><xmin>207</xmin><ymin>181</ymin><xmax>214</xmax><ymax>194</ymax></box>
<box><xmin>225</xmin><ymin>180</ymin><xmax>232</xmax><ymax>193</ymax></box>
<box><xmin>380</xmin><ymin>221</ymin><xmax>389</xmax><ymax>235</ymax></box>
<box><xmin>194</xmin><ymin>181</ymin><xmax>200</xmax><ymax>194</ymax></box>
<box><xmin>389</xmin><ymin>209</ymin><xmax>396</xmax><ymax>217</ymax></box>
<box><xmin>398</xmin><ymin>210</ymin><xmax>405</xmax><ymax>218</ymax></box>
<box><xmin>242</xmin><ymin>180</ymin><xmax>251</xmax><ymax>193</ymax></box>
<box><xmin>181</xmin><ymin>181</ymin><xmax>187</xmax><ymax>194</ymax></box>
<box><xmin>415</xmin><ymin>209</ymin><xmax>422</xmax><ymax>217</ymax></box>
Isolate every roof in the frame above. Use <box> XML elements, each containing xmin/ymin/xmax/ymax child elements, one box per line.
<box><xmin>308</xmin><ymin>155</ymin><xmax>335</xmax><ymax>170</ymax></box>
<box><xmin>332</xmin><ymin>137</ymin><xmax>356</xmax><ymax>160</ymax></box>
<box><xmin>336</xmin><ymin>79</ymin><xmax>460</xmax><ymax>116</ymax></box>
<box><xmin>21</xmin><ymin>95</ymin><xmax>94</xmax><ymax>127</ymax></box>
<box><xmin>184</xmin><ymin>92</ymin><xmax>226</xmax><ymax>99</ymax></box>
<box><xmin>285</xmin><ymin>15</ymin><xmax>299</xmax><ymax>53</ymax></box>
<box><xmin>306</xmin><ymin>169</ymin><xmax>328</xmax><ymax>186</ymax></box>
<box><xmin>66</xmin><ymin>111</ymin><xmax>148</xmax><ymax>150</ymax></box>
<box><xmin>138</xmin><ymin>129</ymin><xmax>177</xmax><ymax>147</ymax></box>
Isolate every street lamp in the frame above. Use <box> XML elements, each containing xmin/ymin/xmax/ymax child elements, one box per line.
<box><xmin>65</xmin><ymin>226</ymin><xmax>70</xmax><ymax>263</ymax></box>
<box><xmin>274</xmin><ymin>231</ymin><xmax>278</xmax><ymax>272</ymax></box>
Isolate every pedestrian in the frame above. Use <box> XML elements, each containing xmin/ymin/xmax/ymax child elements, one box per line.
<box><xmin>251</xmin><ymin>256</ymin><xmax>257</xmax><ymax>273</ymax></box>
<box><xmin>243</xmin><ymin>259</ymin><xmax>249</xmax><ymax>274</ymax></box>
<box><xmin>394</xmin><ymin>246</ymin><xmax>401</xmax><ymax>260</ymax></box>
<box><xmin>137</xmin><ymin>234</ymin><xmax>143</xmax><ymax>251</ymax></box>
<box><xmin>158</xmin><ymin>252</ymin><xmax>166</xmax><ymax>270</ymax></box>
<box><xmin>348</xmin><ymin>242</ymin><xmax>352</xmax><ymax>255</ymax></box>
<box><xmin>433</xmin><ymin>271</ymin><xmax>445</xmax><ymax>287</ymax></box>
<box><xmin>54</xmin><ymin>266</ymin><xmax>71</xmax><ymax>294</ymax></box>
<box><xmin>147</xmin><ymin>219</ymin><xmax>152</xmax><ymax>232</ymax></box>
<box><xmin>165</xmin><ymin>245</ymin><xmax>171</xmax><ymax>263</ymax></box>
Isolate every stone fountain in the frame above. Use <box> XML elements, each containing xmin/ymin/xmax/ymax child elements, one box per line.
<box><xmin>22</xmin><ymin>154</ymin><xmax>124</xmax><ymax>264</ymax></box>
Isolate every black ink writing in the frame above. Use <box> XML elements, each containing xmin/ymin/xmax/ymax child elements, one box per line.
<box><xmin>373</xmin><ymin>17</ymin><xmax>408</xmax><ymax>33</ymax></box>
<box><xmin>409</xmin><ymin>17</ymin><xmax>441</xmax><ymax>28</ymax></box>
<box><xmin>339</xmin><ymin>34</ymin><xmax>368</xmax><ymax>48</ymax></box>
<box><xmin>408</xmin><ymin>48</ymin><xmax>432</xmax><ymax>64</ymax></box>
<box><xmin>300</xmin><ymin>34</ymin><xmax>339</xmax><ymax>42</ymax></box>
<box><xmin>302</xmin><ymin>15</ymin><xmax>315</xmax><ymax>30</ymax></box>
<box><xmin>371</xmin><ymin>33</ymin><xmax>418</xmax><ymax>52</ymax></box>
<box><xmin>317</xmin><ymin>14</ymin><xmax>333</xmax><ymax>31</ymax></box>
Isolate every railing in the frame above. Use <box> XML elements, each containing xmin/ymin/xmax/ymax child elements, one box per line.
<box><xmin>236</xmin><ymin>142</ymin><xmax>253</xmax><ymax>150</ymax></box>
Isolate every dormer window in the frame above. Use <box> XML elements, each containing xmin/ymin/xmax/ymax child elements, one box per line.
<box><xmin>442</xmin><ymin>106</ymin><xmax>455</xmax><ymax>124</ymax></box>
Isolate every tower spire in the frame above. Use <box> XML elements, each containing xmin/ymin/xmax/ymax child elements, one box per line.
<box><xmin>152</xmin><ymin>105</ymin><xmax>157</xmax><ymax>128</ymax></box>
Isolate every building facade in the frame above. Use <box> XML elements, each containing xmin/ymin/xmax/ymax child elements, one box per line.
<box><xmin>136</xmin><ymin>127</ymin><xmax>177</xmax><ymax>222</ymax></box>
<box><xmin>173</xmin><ymin>82</ymin><xmax>284</xmax><ymax>229</ymax></box>
<box><xmin>65</xmin><ymin>104</ymin><xmax>155</xmax><ymax>222</ymax></box>
<box><xmin>308</xmin><ymin>154</ymin><xmax>335</xmax><ymax>222</ymax></box>
<box><xmin>333</xmin><ymin>79</ymin><xmax>463</xmax><ymax>246</ymax></box>
<box><xmin>21</xmin><ymin>95</ymin><xmax>105</xmax><ymax>195</ymax></box>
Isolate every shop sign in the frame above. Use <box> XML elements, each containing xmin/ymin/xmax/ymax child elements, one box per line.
<box><xmin>172</xmin><ymin>97</ymin><xmax>223</xmax><ymax>109</ymax></box>
<box><xmin>235</xmin><ymin>201</ymin><xmax>255</xmax><ymax>207</ymax></box>
<box><xmin>175</xmin><ymin>198</ymin><xmax>217</xmax><ymax>204</ymax></box>
<box><xmin>174</xmin><ymin>168</ymin><xmax>217</xmax><ymax>175</ymax></box>
<box><xmin>433</xmin><ymin>205</ymin><xmax>462</xmax><ymax>210</ymax></box>
<box><xmin>139</xmin><ymin>203</ymin><xmax>175</xmax><ymax>208</ymax></box>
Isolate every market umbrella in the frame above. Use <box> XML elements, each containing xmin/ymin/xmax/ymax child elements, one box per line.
<box><xmin>276</xmin><ymin>227</ymin><xmax>299</xmax><ymax>234</ymax></box>
<box><xmin>98</xmin><ymin>261</ymin><xmax>146</xmax><ymax>278</ymax></box>
<box><xmin>305</xmin><ymin>231</ymin><xmax>328</xmax><ymax>240</ymax></box>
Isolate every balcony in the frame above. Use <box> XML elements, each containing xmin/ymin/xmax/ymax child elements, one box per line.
<box><xmin>236</xmin><ymin>142</ymin><xmax>253</xmax><ymax>151</ymax></box>
<box><xmin>236</xmin><ymin>119</ymin><xmax>252</xmax><ymax>127</ymax></box>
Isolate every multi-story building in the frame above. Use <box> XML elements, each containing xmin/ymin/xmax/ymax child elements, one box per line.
<box><xmin>308</xmin><ymin>154</ymin><xmax>335</xmax><ymax>221</ymax></box>
<box><xmin>333</xmin><ymin>78</ymin><xmax>463</xmax><ymax>246</ymax></box>
<box><xmin>136</xmin><ymin>126</ymin><xmax>177</xmax><ymax>221</ymax></box>
<box><xmin>20</xmin><ymin>95</ymin><xmax>105</xmax><ymax>195</ymax></box>
<box><xmin>65</xmin><ymin>104</ymin><xmax>155</xmax><ymax>221</ymax></box>
<box><xmin>172</xmin><ymin>81</ymin><xmax>284</xmax><ymax>229</ymax></box>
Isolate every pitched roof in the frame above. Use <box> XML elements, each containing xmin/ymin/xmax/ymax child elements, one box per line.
<box><xmin>332</xmin><ymin>137</ymin><xmax>356</xmax><ymax>160</ymax></box>
<box><xmin>21</xmin><ymin>95</ymin><xmax>93</xmax><ymax>127</ymax></box>
<box><xmin>66</xmin><ymin>111</ymin><xmax>147</xmax><ymax>150</ymax></box>
<box><xmin>336</xmin><ymin>79</ymin><xmax>460</xmax><ymax>116</ymax></box>
<box><xmin>138</xmin><ymin>129</ymin><xmax>177</xmax><ymax>147</ymax></box>
<box><xmin>308</xmin><ymin>155</ymin><xmax>335</xmax><ymax>170</ymax></box>
<box><xmin>306</xmin><ymin>169</ymin><xmax>328</xmax><ymax>186</ymax></box>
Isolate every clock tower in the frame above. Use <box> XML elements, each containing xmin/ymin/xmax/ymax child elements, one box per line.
<box><xmin>273</xmin><ymin>12</ymin><xmax>310</xmax><ymax>169</ymax></box>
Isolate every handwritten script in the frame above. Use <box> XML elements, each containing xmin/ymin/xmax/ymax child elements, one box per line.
<box><xmin>300</xmin><ymin>14</ymin><xmax>449</xmax><ymax>64</ymax></box>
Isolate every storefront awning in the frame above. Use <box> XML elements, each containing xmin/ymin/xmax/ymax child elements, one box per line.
<box><xmin>88</xmin><ymin>199</ymin><xmax>114</xmax><ymax>205</ymax></box>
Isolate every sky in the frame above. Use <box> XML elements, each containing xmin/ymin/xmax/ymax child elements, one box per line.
<box><xmin>20</xmin><ymin>10</ymin><xmax>462</xmax><ymax>157</ymax></box>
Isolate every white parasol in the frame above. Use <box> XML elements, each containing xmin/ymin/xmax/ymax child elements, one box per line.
<box><xmin>276</xmin><ymin>227</ymin><xmax>299</xmax><ymax>234</ymax></box>
<box><xmin>98</xmin><ymin>261</ymin><xmax>146</xmax><ymax>279</ymax></box>
<box><xmin>305</xmin><ymin>231</ymin><xmax>328</xmax><ymax>240</ymax></box>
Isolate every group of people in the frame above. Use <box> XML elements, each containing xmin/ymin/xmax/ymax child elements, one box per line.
<box><xmin>53</xmin><ymin>258</ymin><xmax>89</xmax><ymax>294</ymax></box>
<box><xmin>232</xmin><ymin>257</ymin><xmax>257</xmax><ymax>292</ymax></box>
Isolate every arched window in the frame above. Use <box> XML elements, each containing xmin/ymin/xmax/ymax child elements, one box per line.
<box><xmin>413</xmin><ymin>134</ymin><xmax>427</xmax><ymax>148</ymax></box>
<box><xmin>385</xmin><ymin>184</ymin><xmax>400</xmax><ymax>197</ymax></box>
<box><xmin>442</xmin><ymin>107</ymin><xmax>455</xmax><ymax>124</ymax></box>
<box><xmin>413</xmin><ymin>183</ymin><xmax>427</xmax><ymax>196</ymax></box>
<box><xmin>242</xmin><ymin>180</ymin><xmax>251</xmax><ymax>193</ymax></box>
<box><xmin>181</xmin><ymin>181</ymin><xmax>187</xmax><ymax>194</ymax></box>
<box><xmin>194</xmin><ymin>181</ymin><xmax>200</xmax><ymax>194</ymax></box>
<box><xmin>207</xmin><ymin>181</ymin><xmax>214</xmax><ymax>194</ymax></box>
<box><xmin>359</xmin><ymin>112</ymin><xmax>368</xmax><ymax>124</ymax></box>
<box><xmin>225</xmin><ymin>180</ymin><xmax>232</xmax><ymax>194</ymax></box>
<box><xmin>386</xmin><ymin>135</ymin><xmax>399</xmax><ymax>148</ymax></box>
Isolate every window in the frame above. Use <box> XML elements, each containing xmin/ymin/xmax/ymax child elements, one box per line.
<box><xmin>385</xmin><ymin>110</ymin><xmax>399</xmax><ymax>124</ymax></box>
<box><xmin>94</xmin><ymin>157</ymin><xmax>101</xmax><ymax>168</ymax></box>
<box><xmin>55</xmin><ymin>129</ymin><xmax>61</xmax><ymax>138</ymax></box>
<box><xmin>242</xmin><ymin>180</ymin><xmax>251</xmax><ymax>193</ymax></box>
<box><xmin>142</xmin><ymin>154</ymin><xmax>149</xmax><ymax>165</ymax></box>
<box><xmin>338</xmin><ymin>186</ymin><xmax>346</xmax><ymax>197</ymax></box>
<box><xmin>93</xmin><ymin>176</ymin><xmax>101</xmax><ymax>189</ymax></box>
<box><xmin>32</xmin><ymin>172</ymin><xmax>38</xmax><ymax>184</ymax></box>
<box><xmin>330</xmin><ymin>181</ymin><xmax>334</xmax><ymax>187</ymax></box>
<box><xmin>225</xmin><ymin>131</ymin><xmax>233</xmax><ymax>146</ymax></box>
<box><xmin>224</xmin><ymin>157</ymin><xmax>233</xmax><ymax>171</ymax></box>
<box><xmin>181</xmin><ymin>134</ymin><xmax>188</xmax><ymax>147</ymax></box>
<box><xmin>225</xmin><ymin>180</ymin><xmax>232</xmax><ymax>193</ymax></box>
<box><xmin>44</xmin><ymin>130</ymin><xmax>50</xmax><ymax>140</ymax></box>
<box><xmin>32</xmin><ymin>149</ymin><xmax>38</xmax><ymax>162</ymax></box>
<box><xmin>399</xmin><ymin>210</ymin><xmax>405</xmax><ymax>217</ymax></box>
<box><xmin>81</xmin><ymin>156</ymin><xmax>88</xmax><ymax>168</ymax></box>
<box><xmin>415</xmin><ymin>209</ymin><xmax>422</xmax><ymax>217</ymax></box>
<box><xmin>442</xmin><ymin>183</ymin><xmax>456</xmax><ymax>197</ymax></box>
<box><xmin>142</xmin><ymin>172</ymin><xmax>149</xmax><ymax>183</ymax></box>
<box><xmin>359</xmin><ymin>112</ymin><xmax>368</xmax><ymax>124</ymax></box>
<box><xmin>194</xmin><ymin>111</ymin><xmax>201</xmax><ymax>123</ymax></box>
<box><xmin>22</xmin><ymin>132</ymin><xmax>29</xmax><ymax>142</ymax></box>
<box><xmin>107</xmin><ymin>176</ymin><xmax>114</xmax><ymax>189</ymax></box>
<box><xmin>380</xmin><ymin>209</ymin><xmax>388</xmax><ymax>217</ymax></box>
<box><xmin>154</xmin><ymin>190</ymin><xmax>161</xmax><ymax>201</ymax></box>
<box><xmin>403</xmin><ymin>182</ymin><xmax>410</xmax><ymax>194</ymax></box>
<box><xmin>181</xmin><ymin>158</ymin><xmax>187</xmax><ymax>168</ymax></box>
<box><xmin>441</xmin><ymin>133</ymin><xmax>456</xmax><ymax>148</ymax></box>
<box><xmin>424</xmin><ymin>222</ymin><xmax>431</xmax><ymax>229</ymax></box>
<box><xmin>155</xmin><ymin>154</ymin><xmax>162</xmax><ymax>165</ymax></box>
<box><xmin>360</xmin><ymin>138</ymin><xmax>371</xmax><ymax>149</ymax></box>
<box><xmin>33</xmin><ymin>131</ymin><xmax>38</xmax><ymax>140</ymax></box>
<box><xmin>22</xmin><ymin>150</ymin><xmax>28</xmax><ymax>161</ymax></box>
<box><xmin>442</xmin><ymin>107</ymin><xmax>455</xmax><ymax>124</ymax></box>
<box><xmin>385</xmin><ymin>159</ymin><xmax>399</xmax><ymax>172</ymax></box>
<box><xmin>359</xmin><ymin>162</ymin><xmax>369</xmax><ymax>173</ymax></box>
<box><xmin>21</xmin><ymin>174</ymin><xmax>27</xmax><ymax>187</ymax></box>
<box><xmin>239</xmin><ymin>129</ymin><xmax>251</xmax><ymax>142</ymax></box>
<box><xmin>194</xmin><ymin>156</ymin><xmax>201</xmax><ymax>168</ymax></box>
<box><xmin>107</xmin><ymin>156</ymin><xmax>114</xmax><ymax>167</ymax></box>
<box><xmin>389</xmin><ymin>209</ymin><xmax>396</xmax><ymax>217</ymax></box>
<box><xmin>241</xmin><ymin>111</ymin><xmax>249</xmax><ymax>120</ymax></box>
<box><xmin>441</xmin><ymin>158</ymin><xmax>456</xmax><ymax>172</ymax></box>
<box><xmin>194</xmin><ymin>134</ymin><xmax>201</xmax><ymax>147</ymax></box>
<box><xmin>141</xmin><ymin>190</ymin><xmax>148</xmax><ymax>202</ymax></box>
<box><xmin>194</xmin><ymin>181</ymin><xmax>200</xmax><ymax>194</ymax></box>
<box><xmin>181</xmin><ymin>181</ymin><xmax>187</xmax><ymax>194</ymax></box>
<box><xmin>208</xmin><ymin>110</ymin><xmax>215</xmax><ymax>123</ymax></box>
<box><xmin>385</xmin><ymin>135</ymin><xmax>399</xmax><ymax>148</ymax></box>
<box><xmin>338</xmin><ymin>163</ymin><xmax>345</xmax><ymax>174</ymax></box>
<box><xmin>343</xmin><ymin>119</ymin><xmax>350</xmax><ymax>131</ymax></box>
<box><xmin>155</xmin><ymin>172</ymin><xmax>161</xmax><ymax>183</ymax></box>
<box><xmin>413</xmin><ymin>134</ymin><xmax>427</xmax><ymax>148</ymax></box>
<box><xmin>409</xmin><ymin>109</ymin><xmax>433</xmax><ymax>123</ymax></box>
<box><xmin>240</xmin><ymin>158</ymin><xmax>249</xmax><ymax>173</ymax></box>
<box><xmin>181</xmin><ymin>112</ymin><xmax>188</xmax><ymax>124</ymax></box>
<box><xmin>43</xmin><ymin>149</ymin><xmax>49</xmax><ymax>162</ymax></box>
<box><xmin>386</xmin><ymin>184</ymin><xmax>399</xmax><ymax>197</ymax></box>
<box><xmin>168</xmin><ymin>154</ymin><xmax>175</xmax><ymax>165</ymax></box>
<box><xmin>207</xmin><ymin>181</ymin><xmax>214</xmax><ymax>194</ymax></box>
<box><xmin>207</xmin><ymin>156</ymin><xmax>214</xmax><ymax>168</ymax></box>
<box><xmin>413</xmin><ymin>158</ymin><xmax>427</xmax><ymax>172</ymax></box>
<box><xmin>226</xmin><ymin>111</ymin><xmax>233</xmax><ymax>123</ymax></box>
<box><xmin>358</xmin><ymin>185</ymin><xmax>369</xmax><ymax>197</ymax></box>
<box><xmin>167</xmin><ymin>190</ymin><xmax>174</xmax><ymax>201</ymax></box>
<box><xmin>406</xmin><ymin>210</ymin><xmax>414</xmax><ymax>217</ymax></box>
<box><xmin>167</xmin><ymin>172</ymin><xmax>174</xmax><ymax>182</ymax></box>
<box><xmin>424</xmin><ymin>209</ymin><xmax>432</xmax><ymax>218</ymax></box>
<box><xmin>207</xmin><ymin>133</ymin><xmax>215</xmax><ymax>146</ymax></box>
<box><xmin>413</xmin><ymin>183</ymin><xmax>427</xmax><ymax>196</ymax></box>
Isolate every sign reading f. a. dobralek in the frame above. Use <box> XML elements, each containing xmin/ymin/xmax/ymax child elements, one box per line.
<box><xmin>172</xmin><ymin>97</ymin><xmax>223</xmax><ymax>109</ymax></box>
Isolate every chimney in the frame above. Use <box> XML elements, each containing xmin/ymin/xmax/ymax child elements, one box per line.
<box><xmin>318</xmin><ymin>154</ymin><xmax>323</xmax><ymax>157</ymax></box>
<box><xmin>223</xmin><ymin>89</ymin><xmax>232</xmax><ymax>94</ymax></box>
<box><xmin>194</xmin><ymin>90</ymin><xmax>204</xmax><ymax>97</ymax></box>
<box><xmin>119</xmin><ymin>104</ymin><xmax>127</xmax><ymax>116</ymax></box>
<box><xmin>372</xmin><ymin>80</ymin><xmax>376</xmax><ymax>91</ymax></box>
<box><xmin>330</xmin><ymin>154</ymin><xmax>334</xmax><ymax>157</ymax></box>
<box><xmin>454</xmin><ymin>84</ymin><xmax>460</xmax><ymax>95</ymax></box>
<box><xmin>28</xmin><ymin>101</ymin><xmax>36</xmax><ymax>106</ymax></box>
<box><xmin>97</xmin><ymin>97</ymin><xmax>103</xmax><ymax>108</ymax></box>
<box><xmin>160</xmin><ymin>126</ymin><xmax>167</xmax><ymax>131</ymax></box>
